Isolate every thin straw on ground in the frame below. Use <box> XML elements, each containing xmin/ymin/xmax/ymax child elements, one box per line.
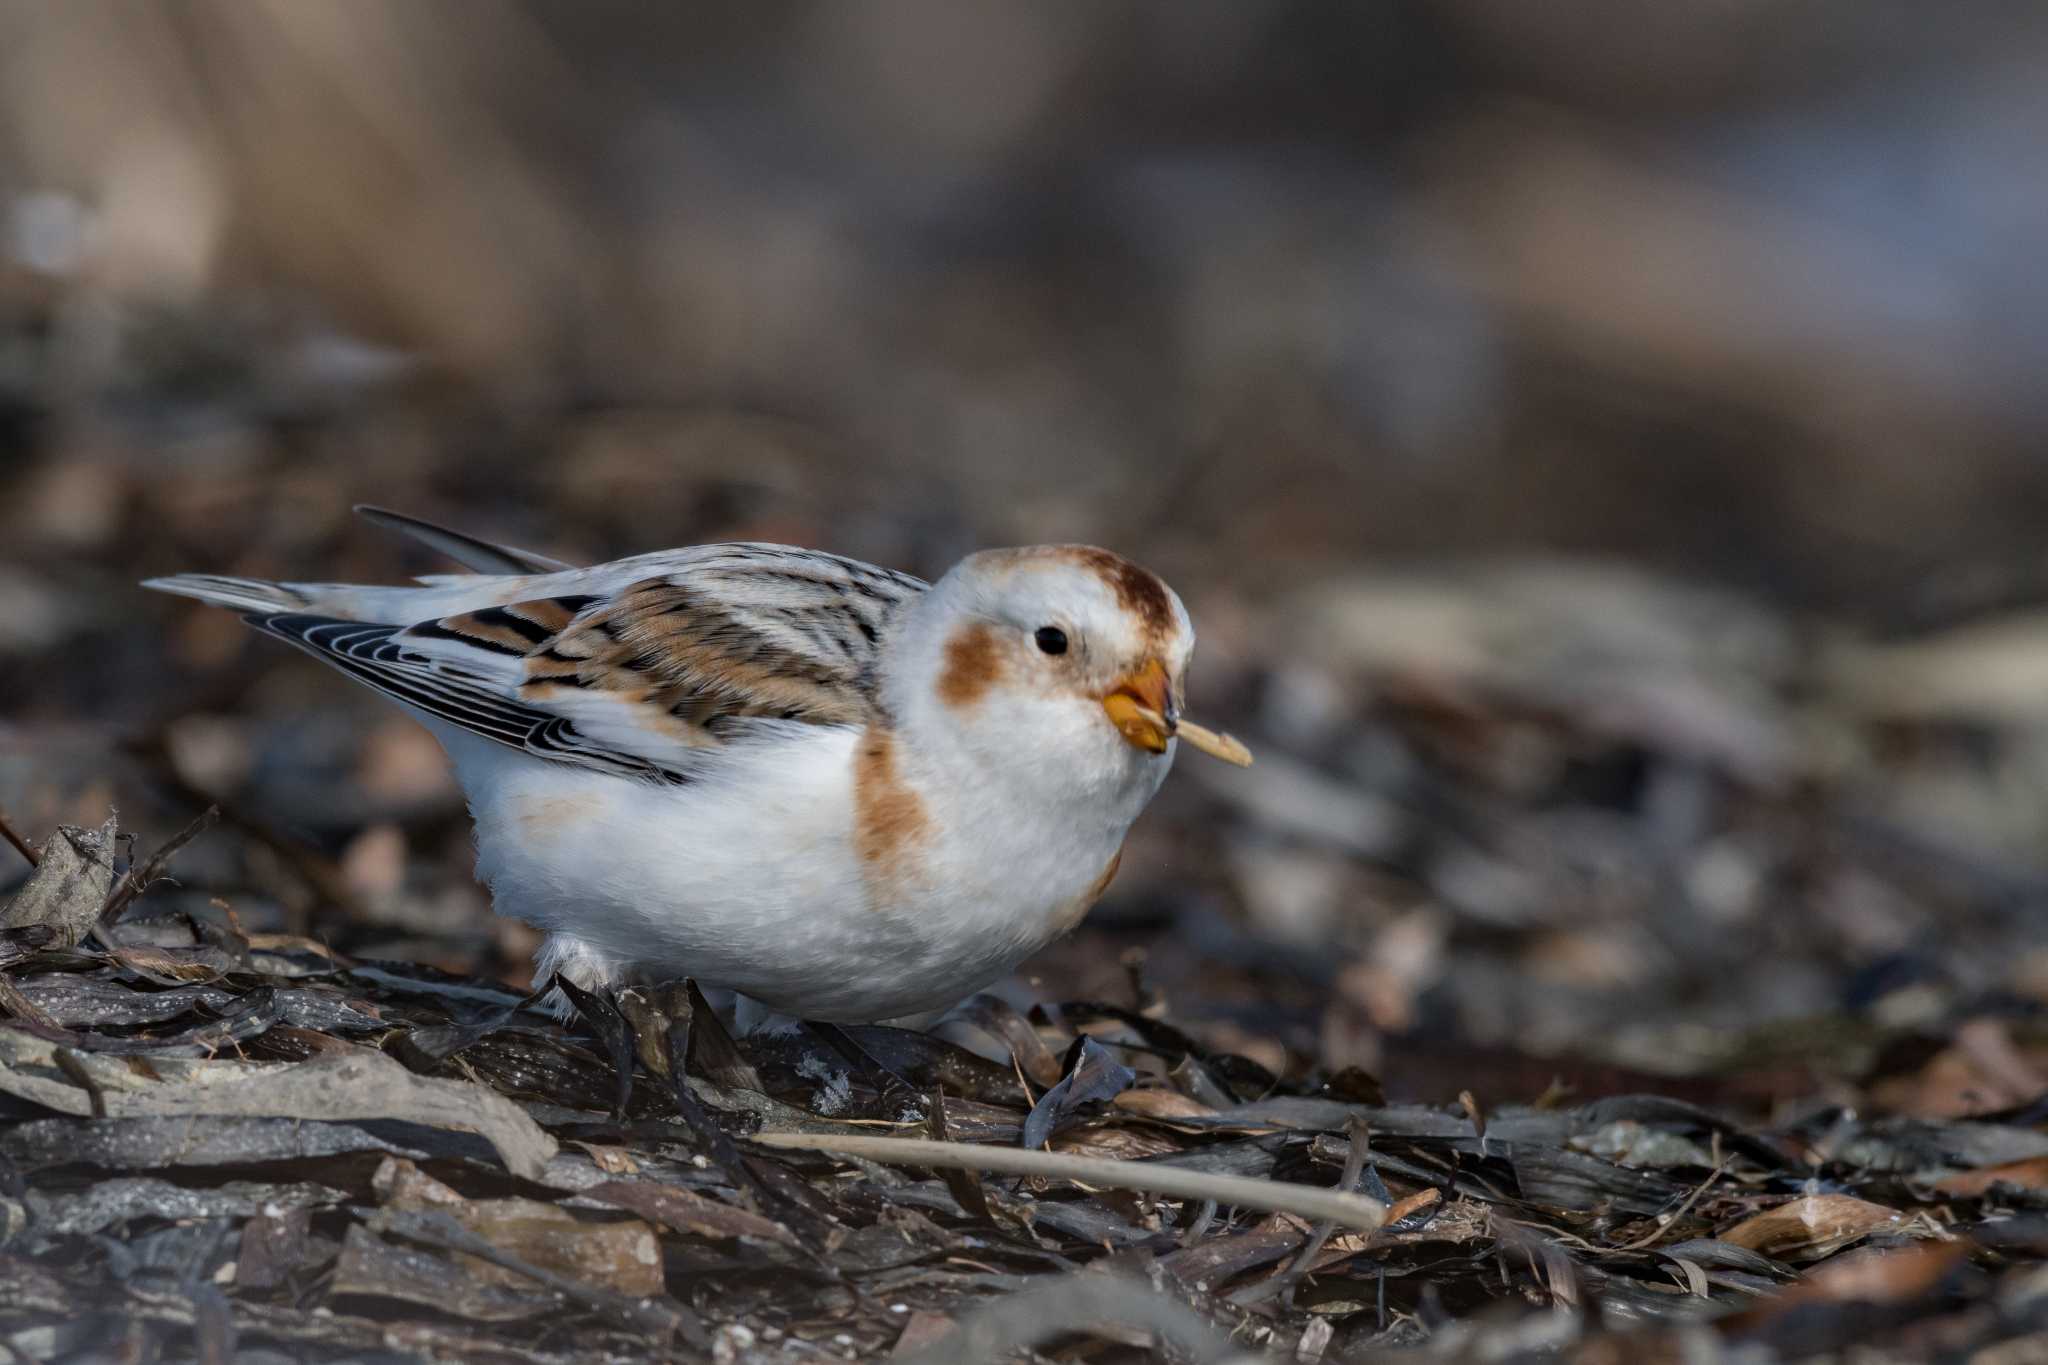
<box><xmin>749</xmin><ymin>1131</ymin><xmax>1389</xmax><ymax>1230</ymax></box>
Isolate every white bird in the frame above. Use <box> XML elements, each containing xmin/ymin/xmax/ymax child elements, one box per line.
<box><xmin>144</xmin><ymin>508</ymin><xmax>1250</xmax><ymax>1028</ymax></box>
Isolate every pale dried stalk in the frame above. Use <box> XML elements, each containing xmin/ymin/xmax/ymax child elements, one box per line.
<box><xmin>750</xmin><ymin>1132</ymin><xmax>1385</xmax><ymax>1230</ymax></box>
<box><xmin>1175</xmin><ymin>718</ymin><xmax>1254</xmax><ymax>766</ymax></box>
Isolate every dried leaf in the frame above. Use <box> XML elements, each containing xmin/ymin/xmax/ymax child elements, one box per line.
<box><xmin>384</xmin><ymin>1198</ymin><xmax>663</xmax><ymax>1298</ymax></box>
<box><xmin>1161</xmin><ymin>1213</ymin><xmax>1314</xmax><ymax>1290</ymax></box>
<box><xmin>890</xmin><ymin>1310</ymin><xmax>957</xmax><ymax>1359</ymax></box>
<box><xmin>1050</xmin><ymin>1125</ymin><xmax>1181</xmax><ymax>1161</ymax></box>
<box><xmin>1932</xmin><ymin>1157</ymin><xmax>2048</xmax><ymax>1197</ymax></box>
<box><xmin>2</xmin><ymin>1113</ymin><xmax>434</xmax><ymax>1172</ymax></box>
<box><xmin>955</xmin><ymin>993</ymin><xmax>1063</xmax><ymax>1088</ymax></box>
<box><xmin>0</xmin><ymin>819</ymin><xmax>117</xmax><ymax>948</ymax></box>
<box><xmin>26</xmin><ymin>1176</ymin><xmax>341</xmax><ymax>1238</ymax></box>
<box><xmin>0</xmin><ymin>1031</ymin><xmax>556</xmax><ymax>1178</ymax></box>
<box><xmin>1784</xmin><ymin>1242</ymin><xmax>1972</xmax><ymax>1305</ymax></box>
<box><xmin>1022</xmin><ymin>1036</ymin><xmax>1135</xmax><ymax>1149</ymax></box>
<box><xmin>1113</xmin><ymin>1088</ymin><xmax>1219</xmax><ymax>1122</ymax></box>
<box><xmin>1669</xmin><ymin>1256</ymin><xmax>1710</xmax><ymax>1297</ymax></box>
<box><xmin>686</xmin><ymin>978</ymin><xmax>763</xmax><ymax>1091</ymax></box>
<box><xmin>1383</xmin><ymin>1186</ymin><xmax>1443</xmax><ymax>1227</ymax></box>
<box><xmin>237</xmin><ymin>1207</ymin><xmax>316</xmax><ymax>1291</ymax></box>
<box><xmin>586</xmin><ymin>1179</ymin><xmax>799</xmax><ymax>1247</ymax></box>
<box><xmin>1575</xmin><ymin>1118</ymin><xmax>1718</xmax><ymax>1169</ymax></box>
<box><xmin>369</xmin><ymin>1207</ymin><xmax>697</xmax><ymax>1339</ymax></box>
<box><xmin>1719</xmin><ymin>1195</ymin><xmax>1908</xmax><ymax>1261</ymax></box>
<box><xmin>1510</xmin><ymin>1144</ymin><xmax>1691</xmax><ymax>1215</ymax></box>
<box><xmin>330</xmin><ymin>1225</ymin><xmax>558</xmax><ymax>1322</ymax></box>
<box><xmin>372</xmin><ymin>1156</ymin><xmax>466</xmax><ymax>1207</ymax></box>
<box><xmin>572</xmin><ymin>1141</ymin><xmax>641</xmax><ymax>1175</ymax></box>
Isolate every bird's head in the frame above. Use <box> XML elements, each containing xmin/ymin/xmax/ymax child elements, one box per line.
<box><xmin>885</xmin><ymin>545</ymin><xmax>1249</xmax><ymax>800</ymax></box>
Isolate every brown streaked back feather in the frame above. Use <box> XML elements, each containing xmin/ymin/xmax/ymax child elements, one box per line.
<box><xmin>528</xmin><ymin>580</ymin><xmax>872</xmax><ymax>730</ymax></box>
<box><xmin>248</xmin><ymin>545</ymin><xmax>924</xmax><ymax>782</ymax></box>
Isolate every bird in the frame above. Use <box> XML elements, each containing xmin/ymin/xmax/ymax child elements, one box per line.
<box><xmin>143</xmin><ymin>507</ymin><xmax>1251</xmax><ymax>1031</ymax></box>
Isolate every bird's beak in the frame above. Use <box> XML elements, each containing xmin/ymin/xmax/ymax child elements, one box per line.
<box><xmin>1102</xmin><ymin>659</ymin><xmax>1175</xmax><ymax>754</ymax></box>
<box><xmin>1101</xmin><ymin>659</ymin><xmax>1253</xmax><ymax>766</ymax></box>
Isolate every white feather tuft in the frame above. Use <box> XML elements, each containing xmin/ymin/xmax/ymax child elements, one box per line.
<box><xmin>140</xmin><ymin>574</ymin><xmax>309</xmax><ymax>616</ymax></box>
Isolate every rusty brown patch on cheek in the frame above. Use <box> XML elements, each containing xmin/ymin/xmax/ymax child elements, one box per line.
<box><xmin>854</xmin><ymin>728</ymin><xmax>931</xmax><ymax>892</ymax></box>
<box><xmin>1050</xmin><ymin>845</ymin><xmax>1123</xmax><ymax>933</ymax></box>
<box><xmin>936</xmin><ymin>621</ymin><xmax>1005</xmax><ymax>710</ymax></box>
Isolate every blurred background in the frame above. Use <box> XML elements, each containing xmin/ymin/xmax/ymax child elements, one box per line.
<box><xmin>5</xmin><ymin>0</ymin><xmax>2048</xmax><ymax>1110</ymax></box>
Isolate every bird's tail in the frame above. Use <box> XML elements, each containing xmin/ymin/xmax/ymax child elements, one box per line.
<box><xmin>139</xmin><ymin>574</ymin><xmax>314</xmax><ymax>618</ymax></box>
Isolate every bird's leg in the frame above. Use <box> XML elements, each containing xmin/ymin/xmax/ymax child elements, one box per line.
<box><xmin>599</xmin><ymin>979</ymin><xmax>785</xmax><ymax>1214</ymax></box>
<box><xmin>622</xmin><ymin>980</ymin><xmax>767</xmax><ymax>1089</ymax></box>
<box><xmin>552</xmin><ymin>973</ymin><xmax>637</xmax><ymax>1117</ymax></box>
<box><xmin>804</xmin><ymin>1020</ymin><xmax>927</xmax><ymax>1119</ymax></box>
<box><xmin>648</xmin><ymin>996</ymin><xmax>809</xmax><ymax>1221</ymax></box>
<box><xmin>614</xmin><ymin>985</ymin><xmax>680</xmax><ymax>1080</ymax></box>
<box><xmin>536</xmin><ymin>934</ymin><xmax>647</xmax><ymax>1116</ymax></box>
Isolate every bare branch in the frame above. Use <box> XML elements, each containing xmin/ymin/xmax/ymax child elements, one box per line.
<box><xmin>0</xmin><ymin>807</ymin><xmax>39</xmax><ymax>869</ymax></box>
<box><xmin>97</xmin><ymin>806</ymin><xmax>220</xmax><ymax>928</ymax></box>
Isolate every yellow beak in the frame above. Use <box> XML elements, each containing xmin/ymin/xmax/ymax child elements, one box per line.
<box><xmin>1101</xmin><ymin>659</ymin><xmax>1253</xmax><ymax>766</ymax></box>
<box><xmin>1103</xmin><ymin>659</ymin><xmax>1176</xmax><ymax>754</ymax></box>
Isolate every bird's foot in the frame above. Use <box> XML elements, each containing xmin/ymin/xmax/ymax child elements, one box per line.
<box><xmin>551</xmin><ymin>973</ymin><xmax>639</xmax><ymax>1117</ymax></box>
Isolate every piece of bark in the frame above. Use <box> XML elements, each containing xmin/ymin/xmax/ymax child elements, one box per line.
<box><xmin>330</xmin><ymin>1225</ymin><xmax>559</xmax><ymax>1322</ymax></box>
<box><xmin>0</xmin><ymin>819</ymin><xmax>118</xmax><ymax>948</ymax></box>
<box><xmin>375</xmin><ymin>1157</ymin><xmax>665</xmax><ymax>1298</ymax></box>
<box><xmin>0</xmin><ymin>1030</ymin><xmax>557</xmax><ymax>1179</ymax></box>
<box><xmin>587</xmin><ymin>1179</ymin><xmax>800</xmax><ymax>1246</ymax></box>
<box><xmin>1159</xmin><ymin>1213</ymin><xmax>1315</xmax><ymax>1289</ymax></box>
<box><xmin>237</xmin><ymin>1207</ymin><xmax>317</xmax><ymax>1291</ymax></box>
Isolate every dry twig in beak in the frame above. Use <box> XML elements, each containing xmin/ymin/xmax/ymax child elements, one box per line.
<box><xmin>1176</xmin><ymin>718</ymin><xmax>1253</xmax><ymax>766</ymax></box>
<box><xmin>1122</xmin><ymin>704</ymin><xmax>1252</xmax><ymax>766</ymax></box>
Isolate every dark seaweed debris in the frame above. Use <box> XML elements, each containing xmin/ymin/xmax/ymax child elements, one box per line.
<box><xmin>0</xmin><ymin>818</ymin><xmax>2045</xmax><ymax>1362</ymax></box>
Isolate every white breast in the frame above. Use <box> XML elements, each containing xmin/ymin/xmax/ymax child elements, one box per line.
<box><xmin>436</xmin><ymin>719</ymin><xmax>1145</xmax><ymax>1022</ymax></box>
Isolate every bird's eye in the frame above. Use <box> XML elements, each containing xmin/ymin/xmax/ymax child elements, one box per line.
<box><xmin>1033</xmin><ymin>626</ymin><xmax>1068</xmax><ymax>656</ymax></box>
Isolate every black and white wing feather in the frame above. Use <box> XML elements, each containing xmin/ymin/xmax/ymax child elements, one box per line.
<box><xmin>148</xmin><ymin>543</ymin><xmax>926</xmax><ymax>783</ymax></box>
<box><xmin>352</xmin><ymin>504</ymin><xmax>578</xmax><ymax>576</ymax></box>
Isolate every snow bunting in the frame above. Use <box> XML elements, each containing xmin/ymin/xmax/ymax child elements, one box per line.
<box><xmin>144</xmin><ymin>508</ymin><xmax>1250</xmax><ymax>1026</ymax></box>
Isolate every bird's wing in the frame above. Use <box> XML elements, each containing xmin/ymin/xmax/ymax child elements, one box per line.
<box><xmin>354</xmin><ymin>504</ymin><xmax>579</xmax><ymax>575</ymax></box>
<box><xmin>253</xmin><ymin>545</ymin><xmax>927</xmax><ymax>783</ymax></box>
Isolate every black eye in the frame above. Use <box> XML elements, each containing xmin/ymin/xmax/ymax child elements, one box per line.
<box><xmin>1033</xmin><ymin>626</ymin><xmax>1068</xmax><ymax>656</ymax></box>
